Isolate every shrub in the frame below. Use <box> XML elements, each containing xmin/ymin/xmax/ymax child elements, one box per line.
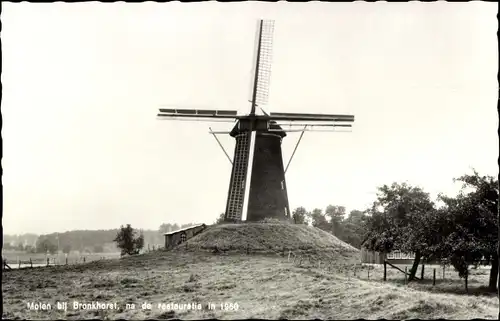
<box><xmin>113</xmin><ymin>224</ymin><xmax>144</xmax><ymax>256</ymax></box>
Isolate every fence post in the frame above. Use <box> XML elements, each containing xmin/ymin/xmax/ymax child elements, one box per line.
<box><xmin>83</xmin><ymin>257</ymin><xmax>86</xmax><ymax>263</ymax></box>
<box><xmin>465</xmin><ymin>272</ymin><xmax>469</xmax><ymax>294</ymax></box>
<box><xmin>383</xmin><ymin>261</ymin><xmax>387</xmax><ymax>281</ymax></box>
<box><xmin>404</xmin><ymin>267</ymin><xmax>408</xmax><ymax>285</ymax></box>
<box><xmin>433</xmin><ymin>268</ymin><xmax>436</xmax><ymax>286</ymax></box>
<box><xmin>47</xmin><ymin>258</ymin><xmax>49</xmax><ymax>266</ymax></box>
<box><xmin>288</xmin><ymin>251</ymin><xmax>291</xmax><ymax>262</ymax></box>
<box><xmin>421</xmin><ymin>264</ymin><xmax>425</xmax><ymax>280</ymax></box>
<box><xmin>442</xmin><ymin>265</ymin><xmax>445</xmax><ymax>280</ymax></box>
<box><xmin>30</xmin><ymin>258</ymin><xmax>33</xmax><ymax>268</ymax></box>
<box><xmin>367</xmin><ymin>266</ymin><xmax>370</xmax><ymax>280</ymax></box>
<box><xmin>18</xmin><ymin>259</ymin><xmax>21</xmax><ymax>269</ymax></box>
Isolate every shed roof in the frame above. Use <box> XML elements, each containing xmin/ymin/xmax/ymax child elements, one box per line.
<box><xmin>163</xmin><ymin>223</ymin><xmax>206</xmax><ymax>236</ymax></box>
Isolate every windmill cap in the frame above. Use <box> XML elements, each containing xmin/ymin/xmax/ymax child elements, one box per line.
<box><xmin>230</xmin><ymin>119</ymin><xmax>286</xmax><ymax>138</ymax></box>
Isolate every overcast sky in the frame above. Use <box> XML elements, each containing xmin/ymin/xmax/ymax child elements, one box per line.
<box><xmin>2</xmin><ymin>2</ymin><xmax>498</xmax><ymax>235</ymax></box>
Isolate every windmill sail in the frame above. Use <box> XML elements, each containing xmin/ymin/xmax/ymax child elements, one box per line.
<box><xmin>157</xmin><ymin>108</ymin><xmax>239</xmax><ymax>123</ymax></box>
<box><xmin>249</xmin><ymin>20</ymin><xmax>275</xmax><ymax>114</ymax></box>
<box><xmin>247</xmin><ymin>20</ymin><xmax>260</xmax><ymax>109</ymax></box>
<box><xmin>254</xmin><ymin>20</ymin><xmax>274</xmax><ymax>108</ymax></box>
<box><xmin>269</xmin><ymin>112</ymin><xmax>355</xmax><ymax>122</ymax></box>
<box><xmin>158</xmin><ymin>108</ymin><xmax>238</xmax><ymax>117</ymax></box>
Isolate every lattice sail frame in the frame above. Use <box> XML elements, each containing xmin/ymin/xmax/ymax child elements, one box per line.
<box><xmin>254</xmin><ymin>20</ymin><xmax>275</xmax><ymax>108</ymax></box>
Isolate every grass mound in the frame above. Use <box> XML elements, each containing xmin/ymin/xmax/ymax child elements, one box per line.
<box><xmin>174</xmin><ymin>222</ymin><xmax>359</xmax><ymax>262</ymax></box>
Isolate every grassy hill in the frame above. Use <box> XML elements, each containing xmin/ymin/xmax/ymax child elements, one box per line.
<box><xmin>2</xmin><ymin>222</ymin><xmax>498</xmax><ymax>320</ymax></box>
<box><xmin>176</xmin><ymin>223</ymin><xmax>359</xmax><ymax>262</ymax></box>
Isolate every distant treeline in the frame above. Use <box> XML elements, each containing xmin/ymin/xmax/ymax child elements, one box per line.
<box><xmin>3</xmin><ymin>223</ymin><xmax>199</xmax><ymax>255</ymax></box>
<box><xmin>3</xmin><ymin>233</ymin><xmax>38</xmax><ymax>249</ymax></box>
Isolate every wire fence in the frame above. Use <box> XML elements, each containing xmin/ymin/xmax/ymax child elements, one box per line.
<box><xmin>2</xmin><ymin>253</ymin><xmax>119</xmax><ymax>271</ymax></box>
<box><xmin>279</xmin><ymin>249</ymin><xmax>494</xmax><ymax>294</ymax></box>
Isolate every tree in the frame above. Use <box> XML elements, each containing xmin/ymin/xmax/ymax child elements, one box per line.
<box><xmin>135</xmin><ymin>234</ymin><xmax>145</xmax><ymax>252</ymax></box>
<box><xmin>3</xmin><ymin>243</ymin><xmax>13</xmax><ymax>250</ymax></box>
<box><xmin>325</xmin><ymin>205</ymin><xmax>346</xmax><ymax>237</ymax></box>
<box><xmin>292</xmin><ymin>207</ymin><xmax>308</xmax><ymax>224</ymax></box>
<box><xmin>113</xmin><ymin>224</ymin><xmax>145</xmax><ymax>256</ymax></box>
<box><xmin>430</xmin><ymin>170</ymin><xmax>499</xmax><ymax>291</ymax></box>
<box><xmin>36</xmin><ymin>238</ymin><xmax>57</xmax><ymax>254</ymax></box>
<box><xmin>214</xmin><ymin>213</ymin><xmax>225</xmax><ymax>224</ymax></box>
<box><xmin>159</xmin><ymin>223</ymin><xmax>173</xmax><ymax>234</ymax></box>
<box><xmin>363</xmin><ymin>182</ymin><xmax>435</xmax><ymax>281</ymax></box>
<box><xmin>62</xmin><ymin>244</ymin><xmax>72</xmax><ymax>254</ymax></box>
<box><xmin>456</xmin><ymin>171</ymin><xmax>498</xmax><ymax>291</ymax></box>
<box><xmin>325</xmin><ymin>205</ymin><xmax>345</xmax><ymax>224</ymax></box>
<box><xmin>340</xmin><ymin>210</ymin><xmax>369</xmax><ymax>249</ymax></box>
<box><xmin>308</xmin><ymin>208</ymin><xmax>330</xmax><ymax>231</ymax></box>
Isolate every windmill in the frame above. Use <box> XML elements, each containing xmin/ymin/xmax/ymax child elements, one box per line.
<box><xmin>157</xmin><ymin>20</ymin><xmax>355</xmax><ymax>223</ymax></box>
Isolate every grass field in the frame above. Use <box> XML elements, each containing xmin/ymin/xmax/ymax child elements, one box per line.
<box><xmin>2</xmin><ymin>224</ymin><xmax>498</xmax><ymax>319</ymax></box>
<box><xmin>357</xmin><ymin>262</ymin><xmax>495</xmax><ymax>296</ymax></box>
<box><xmin>2</xmin><ymin>251</ymin><xmax>121</xmax><ymax>267</ymax></box>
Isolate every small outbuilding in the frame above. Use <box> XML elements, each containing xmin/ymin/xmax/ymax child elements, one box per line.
<box><xmin>360</xmin><ymin>238</ymin><xmax>416</xmax><ymax>264</ymax></box>
<box><xmin>164</xmin><ymin>224</ymin><xmax>207</xmax><ymax>249</ymax></box>
<box><xmin>360</xmin><ymin>247</ymin><xmax>417</xmax><ymax>264</ymax></box>
<box><xmin>360</xmin><ymin>247</ymin><xmax>386</xmax><ymax>264</ymax></box>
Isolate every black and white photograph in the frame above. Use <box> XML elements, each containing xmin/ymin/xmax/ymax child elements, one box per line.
<box><xmin>1</xmin><ymin>1</ymin><xmax>498</xmax><ymax>319</ymax></box>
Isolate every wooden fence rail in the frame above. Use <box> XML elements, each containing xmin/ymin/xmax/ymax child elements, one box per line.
<box><xmin>385</xmin><ymin>260</ymin><xmax>421</xmax><ymax>280</ymax></box>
